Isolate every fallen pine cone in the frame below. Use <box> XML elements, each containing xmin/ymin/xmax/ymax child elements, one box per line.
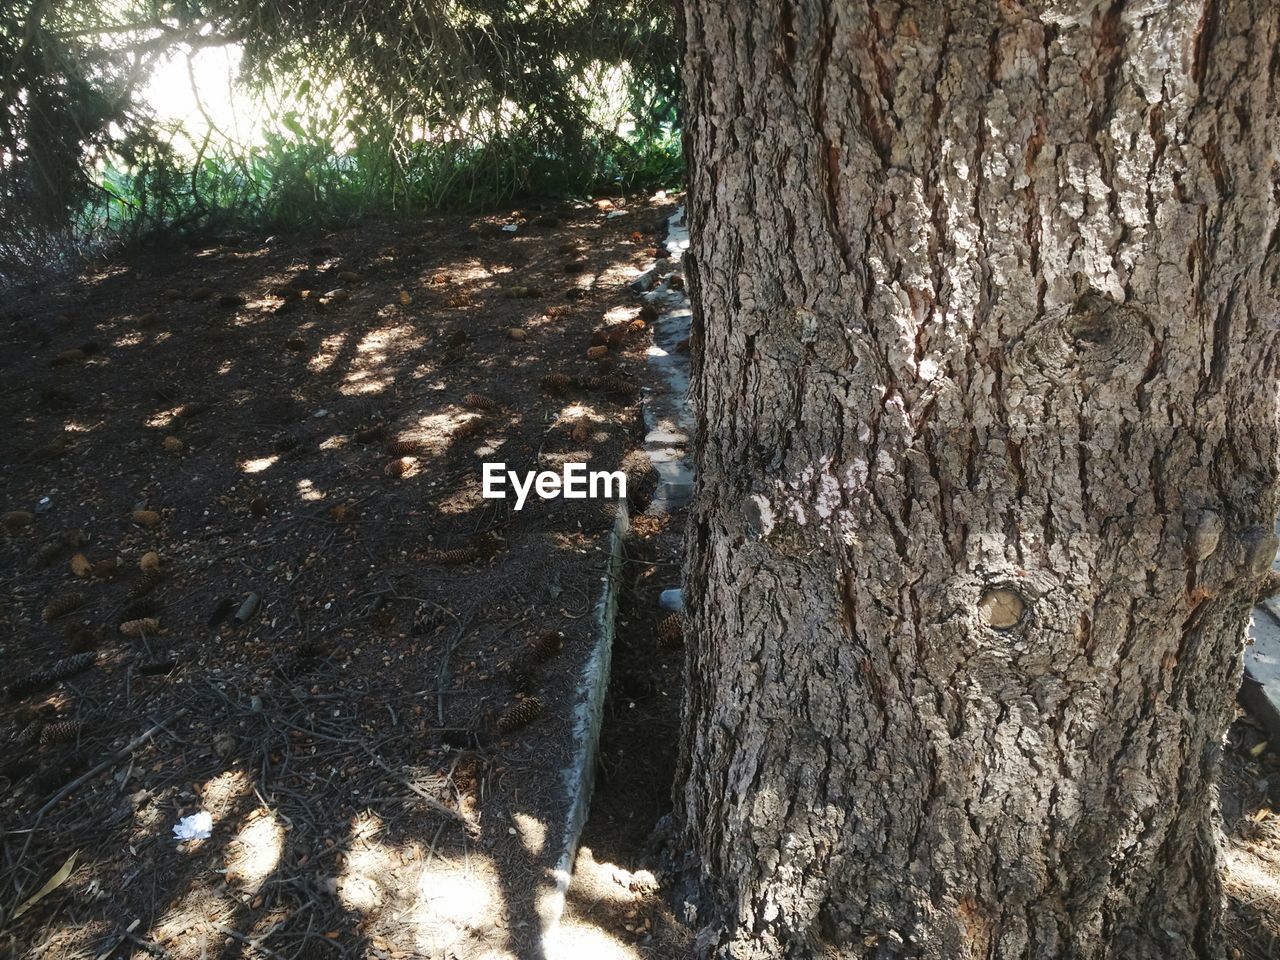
<box><xmin>140</xmin><ymin>551</ymin><xmax>162</xmax><ymax>573</ymax></box>
<box><xmin>29</xmin><ymin>541</ymin><xmax>64</xmax><ymax>568</ymax></box>
<box><xmin>497</xmin><ymin>696</ymin><xmax>543</xmax><ymax>733</ymax></box>
<box><xmin>14</xmin><ymin>720</ymin><xmax>42</xmax><ymax>748</ymax></box>
<box><xmin>8</xmin><ymin>655</ymin><xmax>100</xmax><ymax>701</ymax></box>
<box><xmin>639</xmin><ymin>303</ymin><xmax>659</xmax><ymax>322</ymax></box>
<box><xmin>659</xmin><ymin>612</ymin><xmax>684</xmax><ymax>647</ymax></box>
<box><xmin>206</xmin><ymin>597</ymin><xmax>235</xmax><ymax>628</ymax></box>
<box><xmin>452</xmin><ymin>417</ymin><xmax>487</xmax><ymax>440</ymax></box>
<box><xmin>529</xmin><ymin>629</ymin><xmax>564</xmax><ymax>661</ymax></box>
<box><xmin>423</xmin><ymin>546</ymin><xmax>481</xmax><ymax>566</ymax></box>
<box><xmin>354</xmin><ymin>424</ymin><xmax>388</xmax><ymax>444</ymax></box>
<box><xmin>463</xmin><ymin>393</ymin><xmax>500</xmax><ymax>412</ymax></box>
<box><xmin>126</xmin><ymin>570</ymin><xmax>165</xmax><ymax>602</ymax></box>
<box><xmin>92</xmin><ymin>558</ymin><xmax>119</xmax><ymax>579</ymax></box>
<box><xmin>598</xmin><ymin>375</ymin><xmax>640</xmax><ymax>399</ymax></box>
<box><xmin>387</xmin><ymin>438</ymin><xmax>419</xmax><ymax>456</ymax></box>
<box><xmin>130</xmin><ymin>509</ymin><xmax>161</xmax><ymax>528</ymax></box>
<box><xmin>385</xmin><ymin>457</ymin><xmax>417</xmax><ymax>478</ymax></box>
<box><xmin>119</xmin><ymin>599</ymin><xmax>160</xmax><ymax>625</ymax></box>
<box><xmin>40</xmin><ymin>720</ymin><xmax>83</xmax><ymax>745</ymax></box>
<box><xmin>3</xmin><ymin>510</ymin><xmax>35</xmax><ymax>533</ymax></box>
<box><xmin>586</xmin><ymin>345</ymin><xmax>609</xmax><ymax>360</ymax></box>
<box><xmin>45</xmin><ymin>651</ymin><xmax>97</xmax><ymax>684</ymax></box>
<box><xmin>338</xmin><ymin>270</ymin><xmax>361</xmax><ymax>283</ymax></box>
<box><xmin>162</xmin><ymin>436</ymin><xmax>185</xmax><ymax>453</ymax></box>
<box><xmin>43</xmin><ymin>592</ymin><xmax>88</xmax><ymax>622</ymax></box>
<box><xmin>120</xmin><ymin>617</ymin><xmax>161</xmax><ymax>637</ymax></box>
<box><xmin>65</xmin><ymin>621</ymin><xmax>104</xmax><ymax>652</ymax></box>
<box><xmin>541</xmin><ymin>373</ymin><xmax>573</xmax><ymax>395</ymax></box>
<box><xmin>70</xmin><ymin>553</ymin><xmax>94</xmax><ymax>578</ymax></box>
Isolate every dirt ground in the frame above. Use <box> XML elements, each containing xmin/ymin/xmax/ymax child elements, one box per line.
<box><xmin>0</xmin><ymin>196</ymin><xmax>685</xmax><ymax>960</ymax></box>
<box><xmin>2</xmin><ymin>196</ymin><xmax>1280</xmax><ymax>960</ymax></box>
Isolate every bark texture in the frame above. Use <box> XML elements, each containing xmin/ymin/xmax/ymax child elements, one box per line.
<box><xmin>676</xmin><ymin>2</ymin><xmax>1280</xmax><ymax>958</ymax></box>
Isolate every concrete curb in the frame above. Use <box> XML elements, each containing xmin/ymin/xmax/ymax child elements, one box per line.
<box><xmin>540</xmin><ymin>499</ymin><xmax>630</xmax><ymax>941</ymax></box>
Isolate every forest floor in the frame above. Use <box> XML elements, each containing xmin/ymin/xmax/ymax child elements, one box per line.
<box><xmin>1</xmin><ymin>198</ymin><xmax>1279</xmax><ymax>960</ymax></box>
<box><xmin>0</xmin><ymin>197</ymin><xmax>689</xmax><ymax>960</ymax></box>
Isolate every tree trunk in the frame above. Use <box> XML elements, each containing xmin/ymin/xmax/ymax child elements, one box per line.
<box><xmin>675</xmin><ymin>2</ymin><xmax>1280</xmax><ymax>958</ymax></box>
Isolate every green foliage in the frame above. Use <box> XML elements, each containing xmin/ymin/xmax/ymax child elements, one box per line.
<box><xmin>1</xmin><ymin>0</ymin><xmax>682</xmax><ymax>278</ymax></box>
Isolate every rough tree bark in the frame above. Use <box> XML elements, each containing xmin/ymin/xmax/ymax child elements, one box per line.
<box><xmin>675</xmin><ymin>2</ymin><xmax>1280</xmax><ymax>958</ymax></box>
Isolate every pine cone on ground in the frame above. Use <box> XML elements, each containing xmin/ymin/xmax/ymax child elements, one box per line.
<box><xmin>14</xmin><ymin>720</ymin><xmax>42</xmax><ymax>748</ymax></box>
<box><xmin>659</xmin><ymin>612</ymin><xmax>684</xmax><ymax>648</ymax></box>
<box><xmin>385</xmin><ymin>457</ymin><xmax>416</xmax><ymax>478</ymax></box>
<box><xmin>452</xmin><ymin>417</ymin><xmax>487</xmax><ymax>440</ymax></box>
<box><xmin>387</xmin><ymin>438</ymin><xmax>419</xmax><ymax>456</ymax></box>
<box><xmin>47</xmin><ymin>651</ymin><xmax>98</xmax><ymax>682</ymax></box>
<box><xmin>529</xmin><ymin>629</ymin><xmax>564</xmax><ymax>661</ymax></box>
<box><xmin>540</xmin><ymin>373</ymin><xmax>573</xmax><ymax>395</ymax></box>
<box><xmin>6</xmin><ymin>670</ymin><xmax>52</xmax><ymax>700</ymax></box>
<box><xmin>497</xmin><ymin>696</ymin><xmax>543</xmax><ymax>733</ymax></box>
<box><xmin>29</xmin><ymin>541</ymin><xmax>64</xmax><ymax>568</ymax></box>
<box><xmin>126</xmin><ymin>570</ymin><xmax>165</xmax><ymax>601</ymax></box>
<box><xmin>598</xmin><ymin>375</ymin><xmax>640</xmax><ymax>399</ymax></box>
<box><xmin>463</xmin><ymin>393</ymin><xmax>500</xmax><ymax>412</ymax></box>
<box><xmin>120</xmin><ymin>617</ymin><xmax>161</xmax><ymax>637</ymax></box>
<box><xmin>423</xmin><ymin>546</ymin><xmax>481</xmax><ymax>566</ymax></box>
<box><xmin>40</xmin><ymin>720</ymin><xmax>83</xmax><ymax>745</ymax></box>
<box><xmin>42</xmin><ymin>592</ymin><xmax>88</xmax><ymax>622</ymax></box>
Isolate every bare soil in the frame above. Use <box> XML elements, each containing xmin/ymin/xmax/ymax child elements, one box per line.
<box><xmin>0</xmin><ymin>197</ymin><xmax>679</xmax><ymax>960</ymax></box>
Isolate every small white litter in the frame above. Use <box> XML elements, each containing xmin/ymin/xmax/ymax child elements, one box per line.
<box><xmin>501</xmin><ymin>223</ymin><xmax>519</xmax><ymax>232</ymax></box>
<box><xmin>605</xmin><ymin>210</ymin><xmax>626</xmax><ymax>219</ymax></box>
<box><xmin>173</xmin><ymin>811</ymin><xmax>213</xmax><ymax>841</ymax></box>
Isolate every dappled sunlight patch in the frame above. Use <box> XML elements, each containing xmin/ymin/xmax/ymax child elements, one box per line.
<box><xmin>225</xmin><ymin>808</ymin><xmax>284</xmax><ymax>893</ymax></box>
<box><xmin>241</xmin><ymin>454</ymin><xmax>279</xmax><ymax>474</ymax></box>
<box><xmin>114</xmin><ymin>330</ymin><xmax>145</xmax><ymax>348</ymax></box>
<box><xmin>434</xmin><ymin>477</ymin><xmax>488</xmax><ymax>515</ymax></box>
<box><xmin>341</xmin><ymin>371</ymin><xmax>395</xmax><ymax>395</ymax></box>
<box><xmin>1226</xmin><ymin>842</ymin><xmax>1280</xmax><ymax>902</ymax></box>
<box><xmin>297</xmin><ymin>478</ymin><xmax>326</xmax><ymax>501</ymax></box>
<box><xmin>309</xmin><ymin>332</ymin><xmax>348</xmax><ymax>373</ymax></box>
<box><xmin>357</xmin><ymin>323</ymin><xmax>422</xmax><ymax>355</ymax></box>
<box><xmin>411</xmin><ymin>866</ymin><xmax>496</xmax><ymax>933</ymax></box>
<box><xmin>149</xmin><ymin>883</ymin><xmax>238</xmax><ymax>958</ymax></box>
<box><xmin>336</xmin><ymin>811</ymin><xmax>393</xmax><ymax>913</ymax></box>
<box><xmin>201</xmin><ymin>769</ymin><xmax>252</xmax><ymax>815</ymax></box>
<box><xmin>547</xmin><ymin>921</ymin><xmax>636</xmax><ymax>960</ymax></box>
<box><xmin>145</xmin><ymin>408</ymin><xmax>178</xmax><ymax>429</ymax></box>
<box><xmin>513</xmin><ymin>812</ymin><xmax>547</xmax><ymax>857</ymax></box>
